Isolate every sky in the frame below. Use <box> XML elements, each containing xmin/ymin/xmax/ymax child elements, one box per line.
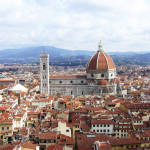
<box><xmin>0</xmin><ymin>0</ymin><xmax>150</xmax><ymax>52</ymax></box>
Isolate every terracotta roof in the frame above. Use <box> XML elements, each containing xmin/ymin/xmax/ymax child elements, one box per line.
<box><xmin>91</xmin><ymin>119</ymin><xmax>114</xmax><ymax>125</ymax></box>
<box><xmin>39</xmin><ymin>132</ymin><xmax>57</xmax><ymax>140</ymax></box>
<box><xmin>47</xmin><ymin>144</ymin><xmax>63</xmax><ymax>150</ymax></box>
<box><xmin>49</xmin><ymin>75</ymin><xmax>86</xmax><ymax>79</ymax></box>
<box><xmin>57</xmin><ymin>134</ymin><xmax>73</xmax><ymax>145</ymax></box>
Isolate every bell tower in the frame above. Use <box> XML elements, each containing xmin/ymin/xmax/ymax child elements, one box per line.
<box><xmin>40</xmin><ymin>53</ymin><xmax>49</xmax><ymax>94</ymax></box>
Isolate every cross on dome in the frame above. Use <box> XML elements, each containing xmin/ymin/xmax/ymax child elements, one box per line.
<box><xmin>97</xmin><ymin>40</ymin><xmax>104</xmax><ymax>52</ymax></box>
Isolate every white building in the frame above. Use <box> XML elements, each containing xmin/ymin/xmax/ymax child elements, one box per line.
<box><xmin>57</xmin><ymin>121</ymin><xmax>72</xmax><ymax>137</ymax></box>
<box><xmin>91</xmin><ymin>118</ymin><xmax>114</xmax><ymax>135</ymax></box>
<box><xmin>30</xmin><ymin>98</ymin><xmax>52</xmax><ymax>108</ymax></box>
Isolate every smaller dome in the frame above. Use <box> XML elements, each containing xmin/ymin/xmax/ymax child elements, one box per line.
<box><xmin>111</xmin><ymin>79</ymin><xmax>115</xmax><ymax>83</ymax></box>
<box><xmin>97</xmin><ymin>79</ymin><xmax>109</xmax><ymax>86</ymax></box>
<box><xmin>116</xmin><ymin>78</ymin><xmax>121</xmax><ymax>83</ymax></box>
<box><xmin>89</xmin><ymin>79</ymin><xmax>94</xmax><ymax>83</ymax></box>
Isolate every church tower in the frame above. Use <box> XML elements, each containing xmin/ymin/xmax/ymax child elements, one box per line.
<box><xmin>40</xmin><ymin>53</ymin><xmax>49</xmax><ymax>94</ymax></box>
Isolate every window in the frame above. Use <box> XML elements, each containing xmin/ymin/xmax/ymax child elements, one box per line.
<box><xmin>7</xmin><ymin>127</ymin><xmax>9</xmax><ymax>130</ymax></box>
<box><xmin>101</xmin><ymin>74</ymin><xmax>104</xmax><ymax>77</ymax></box>
<box><xmin>2</xmin><ymin>127</ymin><xmax>4</xmax><ymax>130</ymax></box>
<box><xmin>43</xmin><ymin>63</ymin><xmax>46</xmax><ymax>70</ymax></box>
<box><xmin>100</xmin><ymin>130</ymin><xmax>102</xmax><ymax>132</ymax></box>
<box><xmin>70</xmin><ymin>81</ymin><xmax>73</xmax><ymax>83</ymax></box>
<box><xmin>50</xmin><ymin>140</ymin><xmax>54</xmax><ymax>143</ymax></box>
<box><xmin>91</xmin><ymin>74</ymin><xmax>94</xmax><ymax>77</ymax></box>
<box><xmin>71</xmin><ymin>91</ymin><xmax>73</xmax><ymax>95</ymax></box>
<box><xmin>107</xmin><ymin>129</ymin><xmax>109</xmax><ymax>132</ymax></box>
<box><xmin>81</xmin><ymin>80</ymin><xmax>83</xmax><ymax>83</ymax></box>
<box><xmin>121</xmin><ymin>145</ymin><xmax>123</xmax><ymax>147</ymax></box>
<box><xmin>93</xmin><ymin>130</ymin><xmax>95</xmax><ymax>132</ymax></box>
<box><xmin>97</xmin><ymin>124</ymin><xmax>99</xmax><ymax>127</ymax></box>
<box><xmin>93</xmin><ymin>125</ymin><xmax>95</xmax><ymax>127</ymax></box>
<box><xmin>104</xmin><ymin>124</ymin><xmax>106</xmax><ymax>127</ymax></box>
<box><xmin>97</xmin><ymin>130</ymin><xmax>99</xmax><ymax>132</ymax></box>
<box><xmin>107</xmin><ymin>124</ymin><xmax>110</xmax><ymax>127</ymax></box>
<box><xmin>104</xmin><ymin>130</ymin><xmax>106</xmax><ymax>132</ymax></box>
<box><xmin>60</xmin><ymin>81</ymin><xmax>62</xmax><ymax>83</ymax></box>
<box><xmin>100</xmin><ymin>125</ymin><xmax>102</xmax><ymax>127</ymax></box>
<box><xmin>66</xmin><ymin>130</ymin><xmax>69</xmax><ymax>132</ymax></box>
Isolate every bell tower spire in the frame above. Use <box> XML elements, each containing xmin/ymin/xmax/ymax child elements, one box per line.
<box><xmin>40</xmin><ymin>52</ymin><xmax>49</xmax><ymax>94</ymax></box>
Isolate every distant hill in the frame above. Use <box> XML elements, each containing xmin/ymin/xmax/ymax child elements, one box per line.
<box><xmin>0</xmin><ymin>46</ymin><xmax>150</xmax><ymax>66</ymax></box>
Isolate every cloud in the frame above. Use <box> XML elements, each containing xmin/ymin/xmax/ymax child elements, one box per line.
<box><xmin>0</xmin><ymin>0</ymin><xmax>150</xmax><ymax>52</ymax></box>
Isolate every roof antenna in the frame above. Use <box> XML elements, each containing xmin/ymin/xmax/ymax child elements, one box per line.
<box><xmin>43</xmin><ymin>46</ymin><xmax>45</xmax><ymax>53</ymax></box>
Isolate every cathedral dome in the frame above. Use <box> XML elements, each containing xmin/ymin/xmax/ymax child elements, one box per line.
<box><xmin>86</xmin><ymin>42</ymin><xmax>115</xmax><ymax>72</ymax></box>
<box><xmin>97</xmin><ymin>79</ymin><xmax>109</xmax><ymax>86</ymax></box>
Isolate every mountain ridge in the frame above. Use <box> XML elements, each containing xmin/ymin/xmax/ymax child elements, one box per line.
<box><xmin>0</xmin><ymin>46</ymin><xmax>150</xmax><ymax>65</ymax></box>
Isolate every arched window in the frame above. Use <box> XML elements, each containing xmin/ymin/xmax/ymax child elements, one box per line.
<box><xmin>43</xmin><ymin>63</ymin><xmax>46</xmax><ymax>70</ymax></box>
<box><xmin>43</xmin><ymin>75</ymin><xmax>44</xmax><ymax>79</ymax></box>
<box><xmin>101</xmin><ymin>74</ymin><xmax>104</xmax><ymax>77</ymax></box>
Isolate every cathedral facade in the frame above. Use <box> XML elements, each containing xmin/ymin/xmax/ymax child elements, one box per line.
<box><xmin>40</xmin><ymin>42</ymin><xmax>122</xmax><ymax>97</ymax></box>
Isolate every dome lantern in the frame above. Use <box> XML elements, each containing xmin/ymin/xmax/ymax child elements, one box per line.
<box><xmin>97</xmin><ymin>40</ymin><xmax>104</xmax><ymax>52</ymax></box>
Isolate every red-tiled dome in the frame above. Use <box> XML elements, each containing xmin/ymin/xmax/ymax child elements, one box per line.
<box><xmin>89</xmin><ymin>79</ymin><xmax>94</xmax><ymax>83</ymax></box>
<box><xmin>97</xmin><ymin>79</ymin><xmax>109</xmax><ymax>86</ymax></box>
<box><xmin>86</xmin><ymin>42</ymin><xmax>115</xmax><ymax>71</ymax></box>
<box><xmin>116</xmin><ymin>78</ymin><xmax>121</xmax><ymax>83</ymax></box>
<box><xmin>111</xmin><ymin>79</ymin><xmax>115</xmax><ymax>83</ymax></box>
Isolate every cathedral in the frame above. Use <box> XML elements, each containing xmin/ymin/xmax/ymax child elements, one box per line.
<box><xmin>40</xmin><ymin>42</ymin><xmax>122</xmax><ymax>97</ymax></box>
